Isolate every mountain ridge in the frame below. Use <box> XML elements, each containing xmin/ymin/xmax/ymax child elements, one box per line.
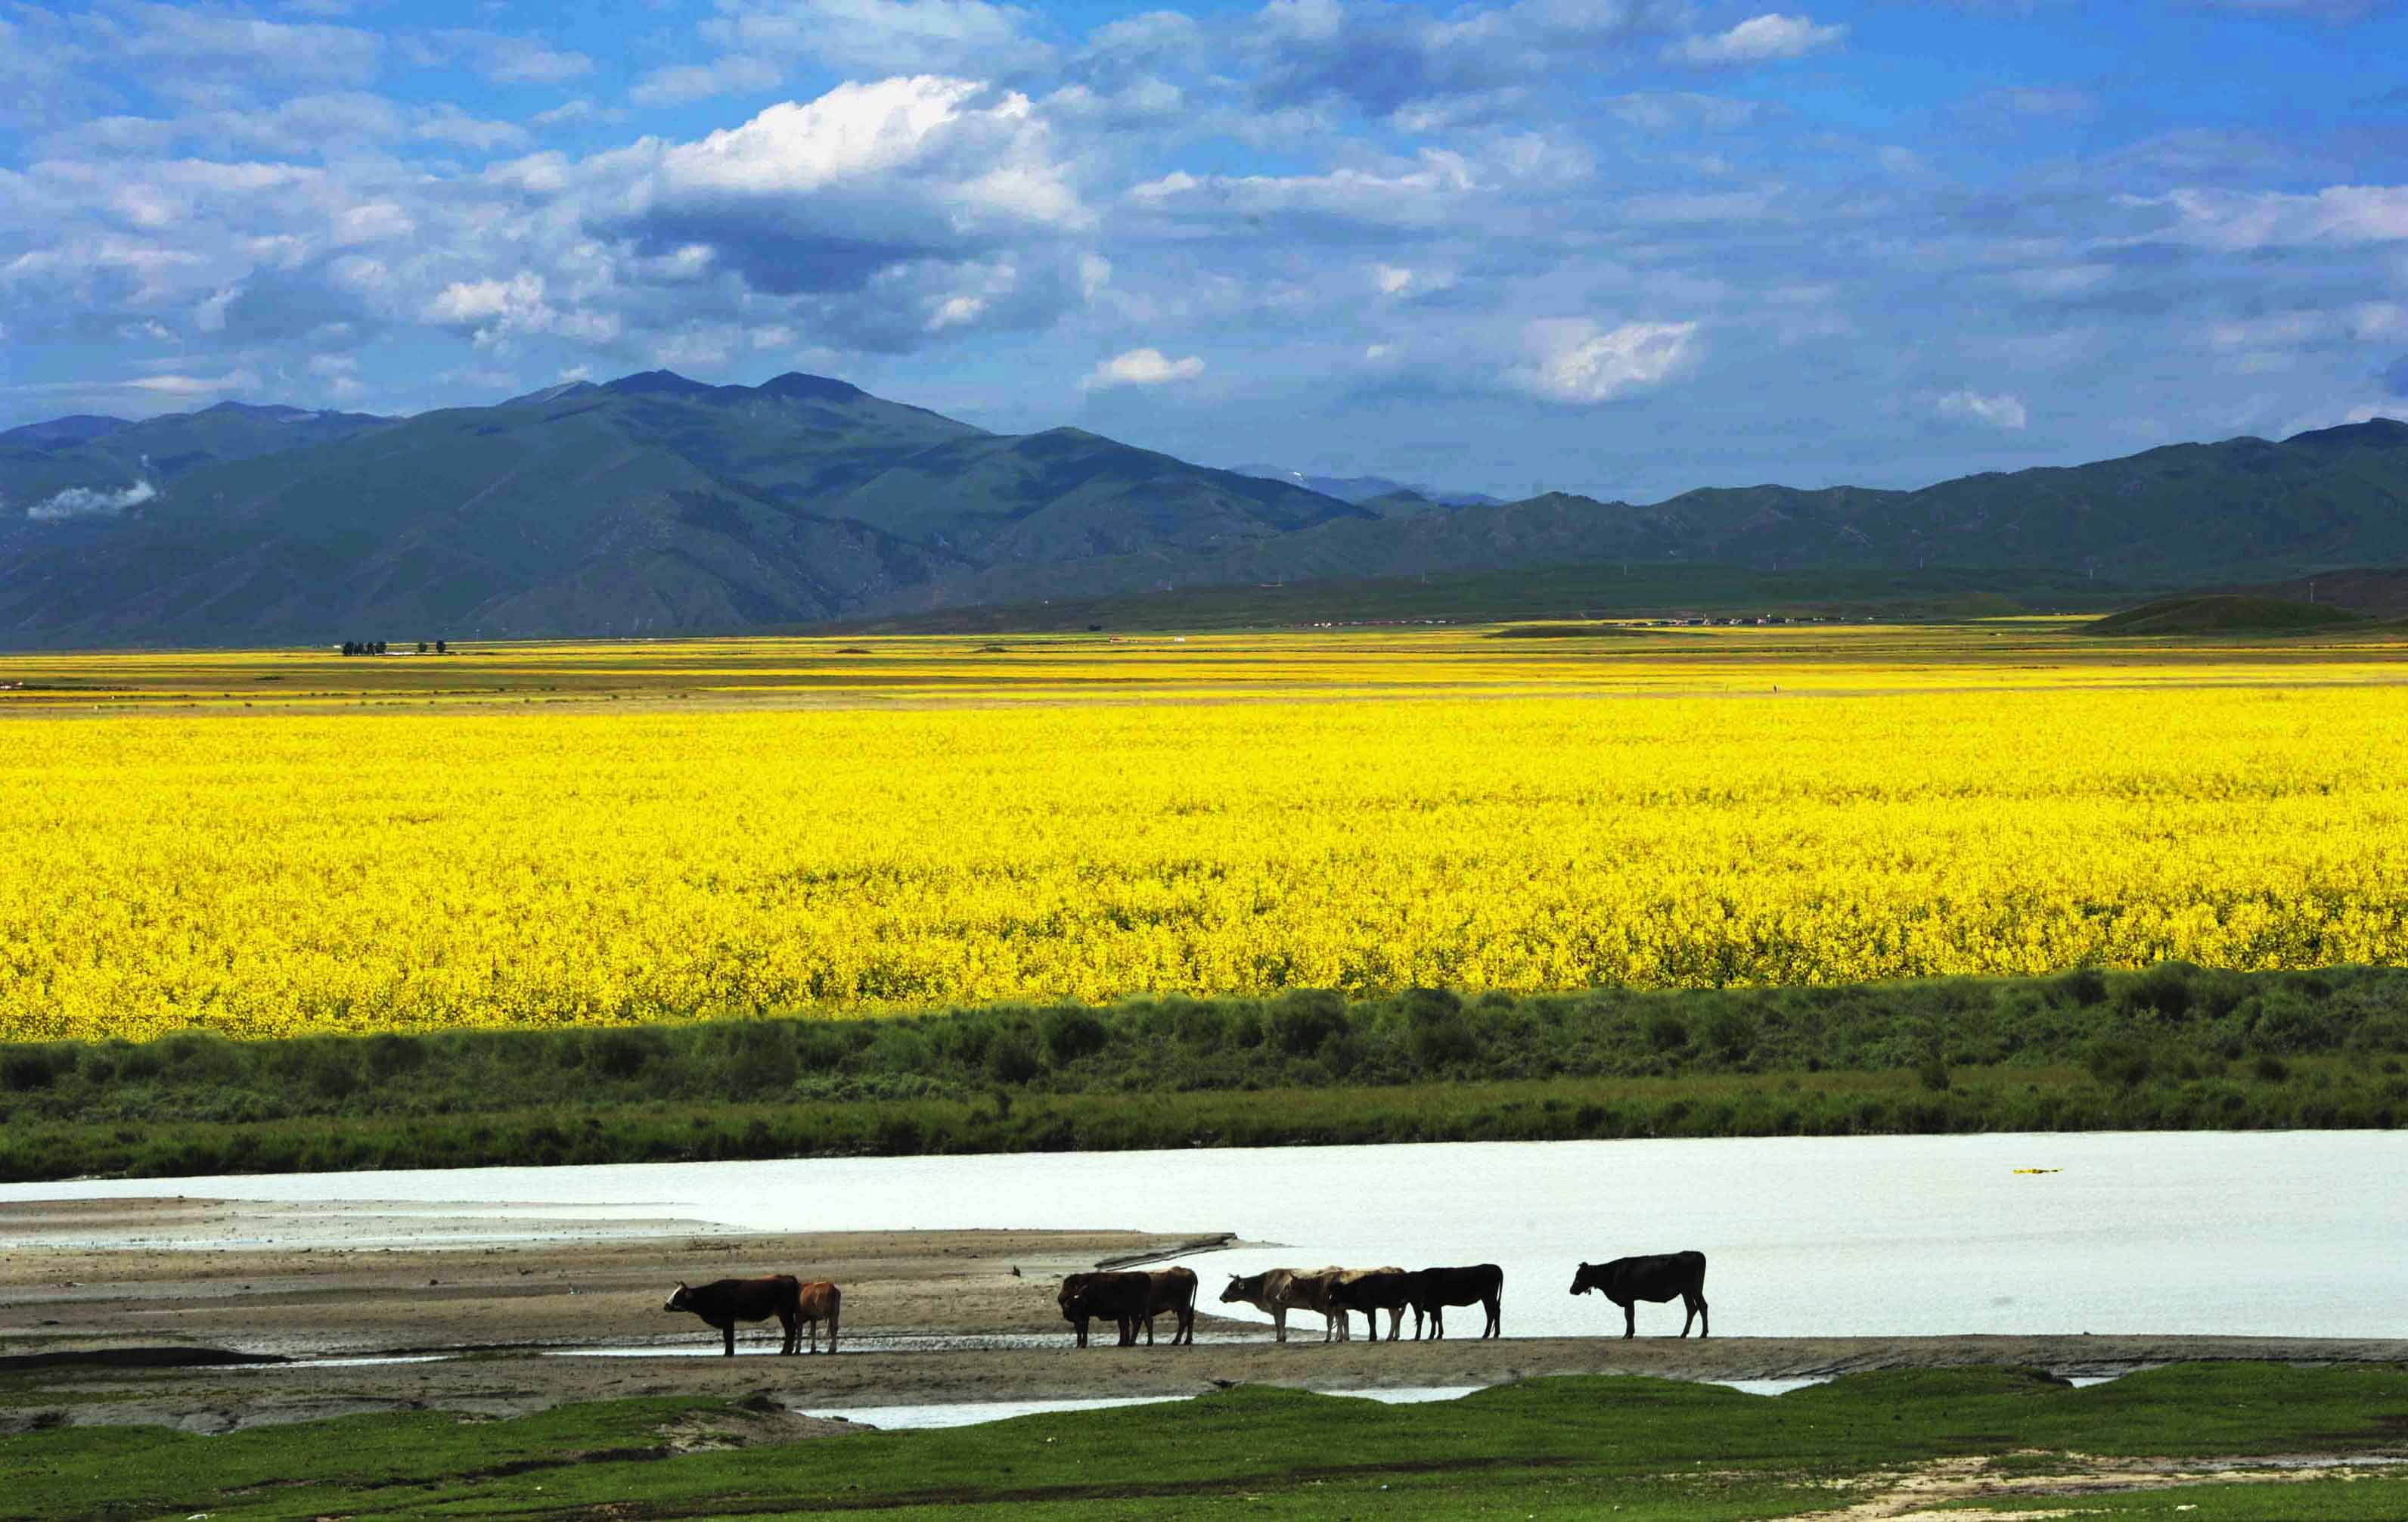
<box><xmin>4</xmin><ymin>372</ymin><xmax>2405</xmax><ymax>647</ymax></box>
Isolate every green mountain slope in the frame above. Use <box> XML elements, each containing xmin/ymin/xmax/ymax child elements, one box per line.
<box><xmin>5</xmin><ymin>371</ymin><xmax>2406</xmax><ymax>647</ymax></box>
<box><xmin>0</xmin><ymin>372</ymin><xmax>1351</xmax><ymax>646</ymax></box>
<box><xmin>1</xmin><ymin>401</ymin><xmax>394</xmax><ymax>511</ymax></box>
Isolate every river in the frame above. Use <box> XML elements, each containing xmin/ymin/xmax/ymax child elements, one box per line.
<box><xmin>7</xmin><ymin>1130</ymin><xmax>2400</xmax><ymax>1340</ymax></box>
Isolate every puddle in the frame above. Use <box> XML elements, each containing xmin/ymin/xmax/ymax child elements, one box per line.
<box><xmin>804</xmin><ymin>1394</ymin><xmax>1190</xmax><ymax>1430</ymax></box>
<box><xmin>1709</xmin><ymin>1378</ymin><xmax>1828</xmax><ymax>1396</ymax></box>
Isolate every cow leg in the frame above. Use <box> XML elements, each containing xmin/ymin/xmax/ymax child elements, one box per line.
<box><xmin>1143</xmin><ymin>1312</ymin><xmax>1156</xmax><ymax>1347</ymax></box>
<box><xmin>1622</xmin><ymin>1300</ymin><xmax>1636</xmax><ymax>1339</ymax></box>
<box><xmin>828</xmin><ymin>1303</ymin><xmax>839</xmax><ymax>1353</ymax></box>
<box><xmin>1074</xmin><ymin>1316</ymin><xmax>1088</xmax><ymax>1349</ymax></box>
<box><xmin>1273</xmin><ymin>1308</ymin><xmax>1286</xmax><ymax>1344</ymax></box>
<box><xmin>1431</xmin><ymin>1306</ymin><xmax>1444</xmax><ymax>1340</ymax></box>
<box><xmin>1485</xmin><ymin>1296</ymin><xmax>1500</xmax><ymax>1339</ymax></box>
<box><xmin>1178</xmin><ymin>1306</ymin><xmax>1193</xmax><ymax>1346</ymax></box>
<box><xmin>1696</xmin><ymin>1294</ymin><xmax>1708</xmax><ymax>1338</ymax></box>
<box><xmin>722</xmin><ymin>1321</ymin><xmax>737</xmax><ymax>1358</ymax></box>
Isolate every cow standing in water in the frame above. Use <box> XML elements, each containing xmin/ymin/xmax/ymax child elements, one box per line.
<box><xmin>1569</xmin><ymin>1252</ymin><xmax>1708</xmax><ymax>1337</ymax></box>
<box><xmin>664</xmin><ymin>1275</ymin><xmax>809</xmax><ymax>1356</ymax></box>
<box><xmin>1058</xmin><ymin>1269</ymin><xmax>1198</xmax><ymax>1347</ymax></box>
<box><xmin>1409</xmin><ymin>1264</ymin><xmax>1504</xmax><ymax>1339</ymax></box>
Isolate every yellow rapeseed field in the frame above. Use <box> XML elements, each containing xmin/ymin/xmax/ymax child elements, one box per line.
<box><xmin>4</xmin><ymin>627</ymin><xmax>2406</xmax><ymax>1042</ymax></box>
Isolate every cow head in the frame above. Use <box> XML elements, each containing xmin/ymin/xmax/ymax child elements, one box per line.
<box><xmin>1218</xmin><ymin>1273</ymin><xmax>1260</xmax><ymax>1304</ymax></box>
<box><xmin>1569</xmin><ymin>1263</ymin><xmax>1604</xmax><ymax>1296</ymax></box>
<box><xmin>664</xmin><ymin>1281</ymin><xmax>693</xmax><ymax>1313</ymax></box>
<box><xmin>1057</xmin><ymin>1278</ymin><xmax>1085</xmax><ymax>1321</ymax></box>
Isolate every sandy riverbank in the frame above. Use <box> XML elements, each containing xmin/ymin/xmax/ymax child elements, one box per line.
<box><xmin>6</xmin><ymin>1197</ymin><xmax>2406</xmax><ymax>1433</ymax></box>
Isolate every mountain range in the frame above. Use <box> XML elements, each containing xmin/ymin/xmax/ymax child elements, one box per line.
<box><xmin>3</xmin><ymin>370</ymin><xmax>2406</xmax><ymax>647</ymax></box>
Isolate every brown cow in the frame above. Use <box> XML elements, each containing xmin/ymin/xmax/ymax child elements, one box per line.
<box><xmin>663</xmin><ymin>1275</ymin><xmax>804</xmax><ymax>1356</ymax></box>
<box><xmin>795</xmin><ymin>1279</ymin><xmax>842</xmax><ymax>1353</ymax></box>
<box><xmin>1058</xmin><ymin>1268</ymin><xmax>1196</xmax><ymax>1347</ymax></box>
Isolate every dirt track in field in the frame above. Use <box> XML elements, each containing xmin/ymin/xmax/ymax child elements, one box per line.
<box><xmin>6</xmin><ymin>1197</ymin><xmax>2406</xmax><ymax>1433</ymax></box>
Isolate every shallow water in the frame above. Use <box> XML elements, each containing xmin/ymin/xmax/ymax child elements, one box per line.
<box><xmin>10</xmin><ymin>1131</ymin><xmax>2404</xmax><ymax>1339</ymax></box>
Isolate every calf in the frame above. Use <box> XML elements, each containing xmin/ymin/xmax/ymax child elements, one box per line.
<box><xmin>1569</xmin><ymin>1251</ymin><xmax>1708</xmax><ymax>1337</ymax></box>
<box><xmin>1059</xmin><ymin>1271</ymin><xmax>1155</xmax><ymax>1347</ymax></box>
<box><xmin>1409</xmin><ymin>1264</ymin><xmax>1503</xmax><ymax>1340</ymax></box>
<box><xmin>1326</xmin><ymin>1269</ymin><xmax>1414</xmax><ymax>1341</ymax></box>
<box><xmin>663</xmin><ymin>1275</ymin><xmax>805</xmax><ymax>1356</ymax></box>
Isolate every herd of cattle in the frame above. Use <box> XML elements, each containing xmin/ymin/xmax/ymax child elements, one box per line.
<box><xmin>663</xmin><ymin>1251</ymin><xmax>1708</xmax><ymax>1354</ymax></box>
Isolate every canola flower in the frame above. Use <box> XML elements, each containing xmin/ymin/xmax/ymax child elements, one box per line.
<box><xmin>3</xmin><ymin>651</ymin><xmax>2406</xmax><ymax>1042</ymax></box>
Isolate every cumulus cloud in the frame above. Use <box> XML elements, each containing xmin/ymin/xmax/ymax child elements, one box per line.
<box><xmin>1672</xmin><ymin>13</ymin><xmax>1845</xmax><ymax>64</ymax></box>
<box><xmin>1510</xmin><ymin>318</ymin><xmax>1699</xmax><ymax>402</ymax></box>
<box><xmin>1081</xmin><ymin>346</ymin><xmax>1206</xmax><ymax>389</ymax></box>
<box><xmin>604</xmin><ymin>77</ymin><xmax>1088</xmax><ymax>308</ymax></box>
<box><xmin>25</xmin><ymin>477</ymin><xmax>157</xmax><ymax>521</ymax></box>
<box><xmin>1936</xmin><ymin>389</ymin><xmax>2029</xmax><ymax>429</ymax></box>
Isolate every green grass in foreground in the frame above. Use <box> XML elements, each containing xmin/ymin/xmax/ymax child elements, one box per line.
<box><xmin>4</xmin><ymin>964</ymin><xmax>2406</xmax><ymax>1180</ymax></box>
<box><xmin>6</xmin><ymin>1365</ymin><xmax>2407</xmax><ymax>1520</ymax></box>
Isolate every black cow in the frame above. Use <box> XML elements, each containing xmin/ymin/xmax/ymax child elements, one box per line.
<box><xmin>1569</xmin><ymin>1252</ymin><xmax>1708</xmax><ymax>1337</ymax></box>
<box><xmin>1327</xmin><ymin>1269</ymin><xmax>1415</xmax><ymax>1341</ymax></box>
<box><xmin>1058</xmin><ymin>1271</ymin><xmax>1155</xmax><ymax>1347</ymax></box>
<box><xmin>663</xmin><ymin>1275</ymin><xmax>804</xmax><ymax>1356</ymax></box>
<box><xmin>1409</xmin><ymin>1264</ymin><xmax>1503</xmax><ymax>1339</ymax></box>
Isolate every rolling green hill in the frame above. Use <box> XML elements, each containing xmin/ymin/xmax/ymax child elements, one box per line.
<box><xmin>4</xmin><ymin>370</ymin><xmax>2406</xmax><ymax>647</ymax></box>
<box><xmin>2081</xmin><ymin>594</ymin><xmax>2368</xmax><ymax>636</ymax></box>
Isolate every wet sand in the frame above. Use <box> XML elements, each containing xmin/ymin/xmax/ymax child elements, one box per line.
<box><xmin>6</xmin><ymin>1197</ymin><xmax>2406</xmax><ymax>1433</ymax></box>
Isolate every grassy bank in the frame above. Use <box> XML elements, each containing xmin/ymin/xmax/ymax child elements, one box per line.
<box><xmin>2</xmin><ymin>963</ymin><xmax>2404</xmax><ymax>1180</ymax></box>
<box><xmin>8</xmin><ymin>1365</ymin><xmax>2408</xmax><ymax>1519</ymax></box>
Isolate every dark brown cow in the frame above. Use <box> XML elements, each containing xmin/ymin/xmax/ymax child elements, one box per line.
<box><xmin>1409</xmin><ymin>1264</ymin><xmax>1503</xmax><ymax>1339</ymax></box>
<box><xmin>1570</xmin><ymin>1251</ymin><xmax>1708</xmax><ymax>1337</ymax></box>
<box><xmin>1327</xmin><ymin>1269</ymin><xmax>1414</xmax><ymax>1341</ymax></box>
<box><xmin>663</xmin><ymin>1275</ymin><xmax>804</xmax><ymax>1356</ymax></box>
<box><xmin>794</xmin><ymin>1279</ymin><xmax>842</xmax><ymax>1353</ymax></box>
<box><xmin>1058</xmin><ymin>1271</ymin><xmax>1153</xmax><ymax>1347</ymax></box>
<box><xmin>1140</xmin><ymin>1266</ymin><xmax>1199</xmax><ymax>1346</ymax></box>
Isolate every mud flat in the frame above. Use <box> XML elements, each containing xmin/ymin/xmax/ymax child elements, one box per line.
<box><xmin>6</xmin><ymin>1197</ymin><xmax>2408</xmax><ymax>1433</ymax></box>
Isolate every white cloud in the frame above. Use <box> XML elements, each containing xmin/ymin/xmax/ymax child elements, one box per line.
<box><xmin>1936</xmin><ymin>389</ymin><xmax>2028</xmax><ymax>429</ymax></box>
<box><xmin>1081</xmin><ymin>346</ymin><xmax>1206</xmax><ymax>390</ymax></box>
<box><xmin>126</xmin><ymin>368</ymin><xmax>258</xmax><ymax>397</ymax></box>
<box><xmin>1510</xmin><ymin>318</ymin><xmax>1701</xmax><ymax>402</ymax></box>
<box><xmin>631</xmin><ymin>57</ymin><xmax>784</xmax><ymax>107</ymax></box>
<box><xmin>699</xmin><ymin>0</ymin><xmax>1054</xmax><ymax>77</ymax></box>
<box><xmin>24</xmin><ymin>478</ymin><xmax>157</xmax><ymax>521</ymax></box>
<box><xmin>1673</xmin><ymin>13</ymin><xmax>1845</xmax><ymax>64</ymax></box>
<box><xmin>2139</xmin><ymin>185</ymin><xmax>2408</xmax><ymax>250</ymax></box>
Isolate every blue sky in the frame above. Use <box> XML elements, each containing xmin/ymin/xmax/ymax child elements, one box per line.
<box><xmin>4</xmin><ymin>0</ymin><xmax>2405</xmax><ymax>501</ymax></box>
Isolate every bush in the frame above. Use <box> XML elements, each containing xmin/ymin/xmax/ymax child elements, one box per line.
<box><xmin>2128</xmin><ymin>964</ymin><xmax>2196</xmax><ymax>1021</ymax></box>
<box><xmin>586</xmin><ymin>1028</ymin><xmax>663</xmax><ymax>1080</ymax></box>
<box><xmin>988</xmin><ymin>1036</ymin><xmax>1040</xmax><ymax>1086</ymax></box>
<box><xmin>2253</xmin><ymin>1053</ymin><xmax>2292</xmax><ymax>1083</ymax></box>
<box><xmin>365</xmin><ymin>1033</ymin><xmax>427</xmax><ymax>1080</ymax></box>
<box><xmin>1041</xmin><ymin>1008</ymin><xmax>1109</xmax><ymax>1066</ymax></box>
<box><xmin>1268</xmin><ymin>989</ymin><xmax>1348</xmax><ymax>1057</ymax></box>
<box><xmin>2085</xmin><ymin>1036</ymin><xmax>2155</xmax><ymax>1089</ymax></box>
<box><xmin>1</xmin><ymin>1048</ymin><xmax>60</xmax><ymax>1092</ymax></box>
<box><xmin>2054</xmin><ymin>967</ymin><xmax>2109</xmax><ymax>1007</ymax></box>
<box><xmin>1646</xmin><ymin>1014</ymin><xmax>1690</xmax><ymax>1053</ymax></box>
